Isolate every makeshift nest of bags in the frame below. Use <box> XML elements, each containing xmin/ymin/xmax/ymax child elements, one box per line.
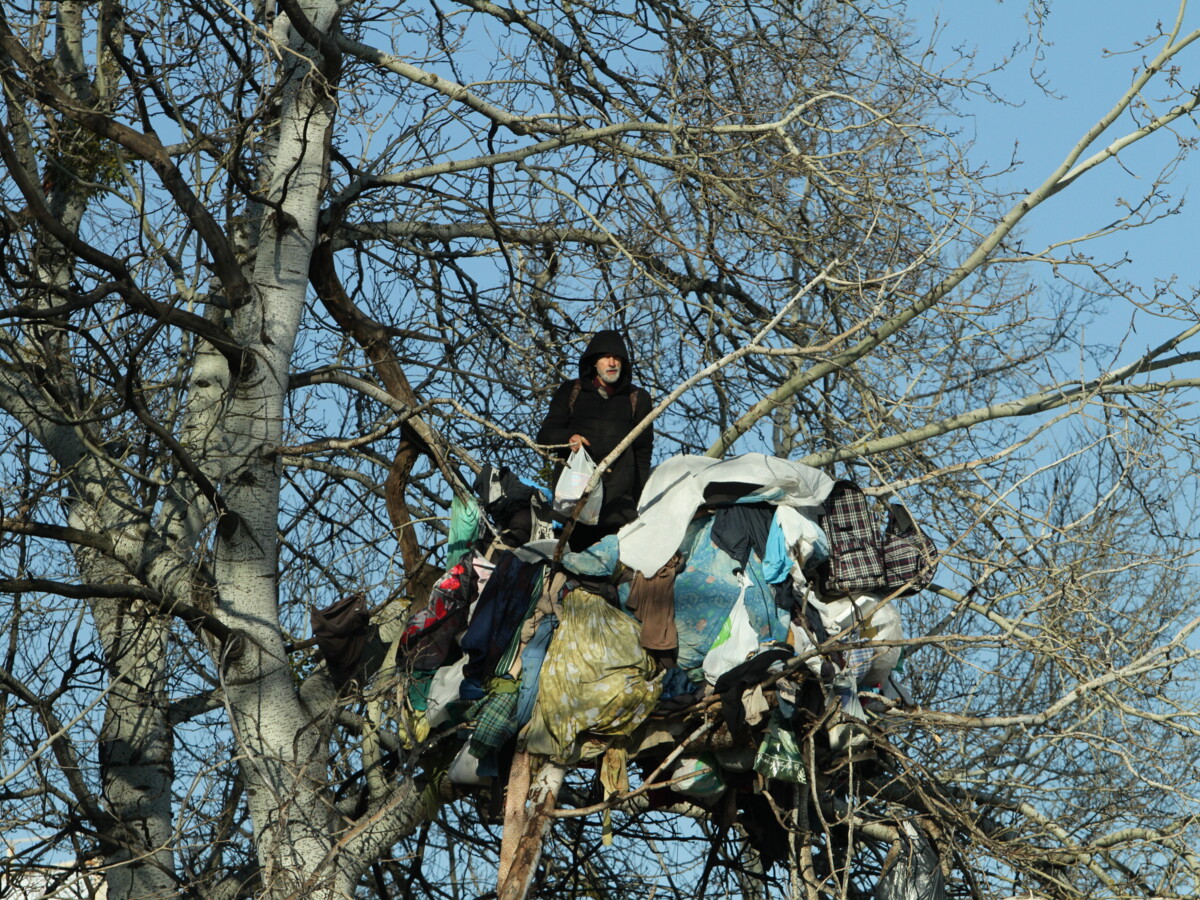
<box><xmin>315</xmin><ymin>454</ymin><xmax>937</xmax><ymax>803</ymax></box>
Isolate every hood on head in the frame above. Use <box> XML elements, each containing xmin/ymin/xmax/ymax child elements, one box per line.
<box><xmin>577</xmin><ymin>329</ymin><xmax>633</xmax><ymax>389</ymax></box>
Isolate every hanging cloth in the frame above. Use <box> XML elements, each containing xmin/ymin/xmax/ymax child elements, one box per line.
<box><xmin>311</xmin><ymin>593</ymin><xmax>371</xmax><ymax>687</ymax></box>
<box><xmin>625</xmin><ymin>552</ymin><xmax>683</xmax><ymax>651</ymax></box>
<box><xmin>459</xmin><ymin>553</ymin><xmax>541</xmax><ymax>698</ymax></box>
<box><xmin>521</xmin><ymin>588</ymin><xmax>662</xmax><ymax>764</ymax></box>
<box><xmin>710</xmin><ymin>504</ymin><xmax>774</xmax><ymax>571</ymax></box>
<box><xmin>447</xmin><ymin>494</ymin><xmax>483</xmax><ymax>566</ymax></box>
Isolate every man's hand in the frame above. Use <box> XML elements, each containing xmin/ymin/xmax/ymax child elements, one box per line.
<box><xmin>568</xmin><ymin>434</ymin><xmax>590</xmax><ymax>452</ymax></box>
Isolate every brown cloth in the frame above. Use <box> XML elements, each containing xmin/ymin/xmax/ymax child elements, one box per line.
<box><xmin>625</xmin><ymin>553</ymin><xmax>683</xmax><ymax>651</ymax></box>
<box><xmin>311</xmin><ymin>592</ymin><xmax>371</xmax><ymax>686</ymax></box>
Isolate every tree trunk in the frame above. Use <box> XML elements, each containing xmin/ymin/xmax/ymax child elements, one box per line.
<box><xmin>498</xmin><ymin>761</ymin><xmax>565</xmax><ymax>900</ymax></box>
<box><xmin>86</xmin><ymin>552</ymin><xmax>176</xmax><ymax>900</ymax></box>
<box><xmin>209</xmin><ymin>2</ymin><xmax>354</xmax><ymax>896</ymax></box>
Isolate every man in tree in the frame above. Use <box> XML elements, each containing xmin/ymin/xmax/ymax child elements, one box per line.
<box><xmin>538</xmin><ymin>330</ymin><xmax>654</xmax><ymax>549</ymax></box>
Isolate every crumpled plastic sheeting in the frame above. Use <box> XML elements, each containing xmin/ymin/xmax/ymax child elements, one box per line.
<box><xmin>521</xmin><ymin>588</ymin><xmax>662</xmax><ymax>764</ymax></box>
<box><xmin>875</xmin><ymin>821</ymin><xmax>946</xmax><ymax>900</ymax></box>
<box><xmin>509</xmin><ymin>534</ymin><xmax>621</xmax><ymax>578</ymax></box>
<box><xmin>809</xmin><ymin>590</ymin><xmax>903</xmax><ymax>688</ymax></box>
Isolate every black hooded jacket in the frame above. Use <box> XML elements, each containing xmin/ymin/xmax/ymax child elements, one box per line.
<box><xmin>537</xmin><ymin>330</ymin><xmax>654</xmax><ymax>529</ymax></box>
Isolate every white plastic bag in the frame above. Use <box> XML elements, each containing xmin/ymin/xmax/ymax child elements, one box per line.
<box><xmin>702</xmin><ymin>573</ymin><xmax>759</xmax><ymax>683</ymax></box>
<box><xmin>553</xmin><ymin>448</ymin><xmax>603</xmax><ymax>525</ymax></box>
<box><xmin>854</xmin><ymin>598</ymin><xmax>902</xmax><ymax>687</ymax></box>
<box><xmin>448</xmin><ymin>741</ymin><xmax>490</xmax><ymax>785</ymax></box>
<box><xmin>426</xmin><ymin>656</ymin><xmax>467</xmax><ymax>728</ymax></box>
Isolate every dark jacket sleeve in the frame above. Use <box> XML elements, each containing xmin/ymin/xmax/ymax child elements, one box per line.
<box><xmin>632</xmin><ymin>388</ymin><xmax>654</xmax><ymax>496</ymax></box>
<box><xmin>536</xmin><ymin>380</ymin><xmax>576</xmax><ymax>461</ymax></box>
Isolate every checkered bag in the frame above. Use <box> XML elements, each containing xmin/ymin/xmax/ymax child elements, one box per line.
<box><xmin>816</xmin><ymin>480</ymin><xmax>885</xmax><ymax>598</ymax></box>
<box><xmin>882</xmin><ymin>504</ymin><xmax>938</xmax><ymax>595</ymax></box>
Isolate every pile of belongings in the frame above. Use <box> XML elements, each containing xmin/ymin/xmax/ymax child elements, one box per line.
<box><xmin>314</xmin><ymin>453</ymin><xmax>939</xmax><ymax>812</ymax></box>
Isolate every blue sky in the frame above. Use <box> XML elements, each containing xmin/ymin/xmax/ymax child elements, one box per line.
<box><xmin>910</xmin><ymin>0</ymin><xmax>1198</xmax><ymax>339</ymax></box>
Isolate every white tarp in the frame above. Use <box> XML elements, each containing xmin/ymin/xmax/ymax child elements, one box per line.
<box><xmin>617</xmin><ymin>453</ymin><xmax>835</xmax><ymax>576</ymax></box>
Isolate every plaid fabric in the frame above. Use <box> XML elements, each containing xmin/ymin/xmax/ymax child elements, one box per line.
<box><xmin>467</xmin><ymin>682</ymin><xmax>519</xmax><ymax>758</ymax></box>
<box><xmin>844</xmin><ymin>643</ymin><xmax>876</xmax><ymax>681</ymax></box>
<box><xmin>882</xmin><ymin>511</ymin><xmax>938</xmax><ymax>595</ymax></box>
<box><xmin>817</xmin><ymin>480</ymin><xmax>884</xmax><ymax>597</ymax></box>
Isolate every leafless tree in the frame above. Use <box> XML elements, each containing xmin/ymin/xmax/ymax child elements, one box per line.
<box><xmin>1</xmin><ymin>1</ymin><xmax>1198</xmax><ymax>899</ymax></box>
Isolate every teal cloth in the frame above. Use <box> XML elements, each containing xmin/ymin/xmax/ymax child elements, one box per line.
<box><xmin>561</xmin><ymin>533</ymin><xmax>620</xmax><ymax>577</ymax></box>
<box><xmin>447</xmin><ymin>495</ymin><xmax>482</xmax><ymax>565</ymax></box>
<box><xmin>407</xmin><ymin>669</ymin><xmax>436</xmax><ymax>712</ymax></box>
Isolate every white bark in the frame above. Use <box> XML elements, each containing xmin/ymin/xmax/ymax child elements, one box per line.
<box><xmin>207</xmin><ymin>3</ymin><xmax>357</xmax><ymax>896</ymax></box>
<box><xmin>84</xmin><ymin>550</ymin><xmax>176</xmax><ymax>900</ymax></box>
<box><xmin>498</xmin><ymin>762</ymin><xmax>566</xmax><ymax>900</ymax></box>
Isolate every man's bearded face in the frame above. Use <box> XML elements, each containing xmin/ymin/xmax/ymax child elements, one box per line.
<box><xmin>595</xmin><ymin>355</ymin><xmax>622</xmax><ymax>385</ymax></box>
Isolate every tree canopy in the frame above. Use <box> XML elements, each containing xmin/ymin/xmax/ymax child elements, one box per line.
<box><xmin>1</xmin><ymin>1</ymin><xmax>1199</xmax><ymax>899</ymax></box>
